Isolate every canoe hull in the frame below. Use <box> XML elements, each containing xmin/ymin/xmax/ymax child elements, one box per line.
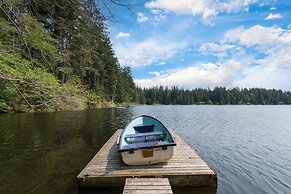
<box><xmin>119</xmin><ymin>115</ymin><xmax>176</xmax><ymax>166</ymax></box>
<box><xmin>121</xmin><ymin>145</ymin><xmax>174</xmax><ymax>166</ymax></box>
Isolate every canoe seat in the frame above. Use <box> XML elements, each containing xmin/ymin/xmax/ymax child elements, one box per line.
<box><xmin>123</xmin><ymin>140</ymin><xmax>171</xmax><ymax>150</ymax></box>
<box><xmin>133</xmin><ymin>124</ymin><xmax>154</xmax><ymax>133</ymax></box>
<box><xmin>125</xmin><ymin>132</ymin><xmax>165</xmax><ymax>144</ymax></box>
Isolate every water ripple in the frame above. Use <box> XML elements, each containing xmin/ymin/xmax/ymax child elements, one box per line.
<box><xmin>132</xmin><ymin>105</ymin><xmax>291</xmax><ymax>193</ymax></box>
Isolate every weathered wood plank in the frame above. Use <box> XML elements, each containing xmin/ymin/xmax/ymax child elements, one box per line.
<box><xmin>123</xmin><ymin>178</ymin><xmax>173</xmax><ymax>194</ymax></box>
<box><xmin>123</xmin><ymin>190</ymin><xmax>173</xmax><ymax>194</ymax></box>
<box><xmin>77</xmin><ymin>129</ymin><xmax>217</xmax><ymax>188</ymax></box>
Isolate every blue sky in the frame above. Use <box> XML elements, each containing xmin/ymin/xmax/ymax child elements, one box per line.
<box><xmin>107</xmin><ymin>0</ymin><xmax>291</xmax><ymax>90</ymax></box>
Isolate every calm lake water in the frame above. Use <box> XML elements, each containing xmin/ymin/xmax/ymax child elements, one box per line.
<box><xmin>0</xmin><ymin>106</ymin><xmax>291</xmax><ymax>194</ymax></box>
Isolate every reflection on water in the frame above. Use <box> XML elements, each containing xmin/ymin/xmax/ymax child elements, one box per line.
<box><xmin>0</xmin><ymin>109</ymin><xmax>133</xmax><ymax>194</ymax></box>
<box><xmin>1</xmin><ymin>105</ymin><xmax>291</xmax><ymax>194</ymax></box>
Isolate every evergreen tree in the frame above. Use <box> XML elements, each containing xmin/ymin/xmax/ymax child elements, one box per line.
<box><xmin>0</xmin><ymin>0</ymin><xmax>141</xmax><ymax>112</ymax></box>
<box><xmin>140</xmin><ymin>86</ymin><xmax>291</xmax><ymax>105</ymax></box>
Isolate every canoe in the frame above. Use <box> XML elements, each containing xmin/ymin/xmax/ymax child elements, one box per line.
<box><xmin>118</xmin><ymin>115</ymin><xmax>176</xmax><ymax>165</ymax></box>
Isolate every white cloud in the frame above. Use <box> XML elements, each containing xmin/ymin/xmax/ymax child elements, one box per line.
<box><xmin>114</xmin><ymin>38</ymin><xmax>187</xmax><ymax>67</ymax></box>
<box><xmin>224</xmin><ymin>25</ymin><xmax>291</xmax><ymax>50</ymax></box>
<box><xmin>199</xmin><ymin>42</ymin><xmax>235</xmax><ymax>57</ymax></box>
<box><xmin>270</xmin><ymin>7</ymin><xmax>276</xmax><ymax>11</ymax></box>
<box><xmin>149</xmin><ymin>71</ymin><xmax>161</xmax><ymax>76</ymax></box>
<box><xmin>265</xmin><ymin>13</ymin><xmax>282</xmax><ymax>20</ymax></box>
<box><xmin>145</xmin><ymin>0</ymin><xmax>257</xmax><ymax>24</ymax></box>
<box><xmin>157</xmin><ymin>61</ymin><xmax>166</xmax><ymax>66</ymax></box>
<box><xmin>137</xmin><ymin>12</ymin><xmax>149</xmax><ymax>23</ymax></box>
<box><xmin>135</xmin><ymin>60</ymin><xmax>241</xmax><ymax>88</ymax></box>
<box><xmin>115</xmin><ymin>32</ymin><xmax>131</xmax><ymax>38</ymax></box>
<box><xmin>150</xmin><ymin>8</ymin><xmax>167</xmax><ymax>21</ymax></box>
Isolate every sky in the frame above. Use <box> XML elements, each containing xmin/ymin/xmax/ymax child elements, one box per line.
<box><xmin>106</xmin><ymin>0</ymin><xmax>291</xmax><ymax>90</ymax></box>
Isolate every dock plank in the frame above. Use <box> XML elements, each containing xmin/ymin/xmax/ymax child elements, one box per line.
<box><xmin>123</xmin><ymin>178</ymin><xmax>173</xmax><ymax>194</ymax></box>
<box><xmin>77</xmin><ymin>129</ymin><xmax>217</xmax><ymax>187</ymax></box>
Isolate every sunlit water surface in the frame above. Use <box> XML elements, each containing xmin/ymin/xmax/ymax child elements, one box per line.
<box><xmin>0</xmin><ymin>106</ymin><xmax>290</xmax><ymax>194</ymax></box>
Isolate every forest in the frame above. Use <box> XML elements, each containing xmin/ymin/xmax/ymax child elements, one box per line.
<box><xmin>0</xmin><ymin>0</ymin><xmax>142</xmax><ymax>112</ymax></box>
<box><xmin>0</xmin><ymin>1</ymin><xmax>290</xmax><ymax>113</ymax></box>
<box><xmin>142</xmin><ymin>87</ymin><xmax>291</xmax><ymax>105</ymax></box>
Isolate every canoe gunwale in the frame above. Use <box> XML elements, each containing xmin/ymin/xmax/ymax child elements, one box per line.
<box><xmin>118</xmin><ymin>143</ymin><xmax>177</xmax><ymax>152</ymax></box>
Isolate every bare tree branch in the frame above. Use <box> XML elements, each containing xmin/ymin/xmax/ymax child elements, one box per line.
<box><xmin>9</xmin><ymin>80</ymin><xmax>33</xmax><ymax>108</ymax></box>
<box><xmin>96</xmin><ymin>0</ymin><xmax>146</xmax><ymax>22</ymax></box>
<box><xmin>0</xmin><ymin>1</ymin><xmax>33</xmax><ymax>63</ymax></box>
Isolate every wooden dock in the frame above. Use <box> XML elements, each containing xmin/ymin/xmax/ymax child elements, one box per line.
<box><xmin>77</xmin><ymin>129</ymin><xmax>217</xmax><ymax>188</ymax></box>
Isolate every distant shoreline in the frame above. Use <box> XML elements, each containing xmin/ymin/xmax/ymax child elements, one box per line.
<box><xmin>2</xmin><ymin>103</ymin><xmax>290</xmax><ymax>114</ymax></box>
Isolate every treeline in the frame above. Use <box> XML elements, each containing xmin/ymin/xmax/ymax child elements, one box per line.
<box><xmin>0</xmin><ymin>0</ymin><xmax>138</xmax><ymax>112</ymax></box>
<box><xmin>142</xmin><ymin>86</ymin><xmax>291</xmax><ymax>105</ymax></box>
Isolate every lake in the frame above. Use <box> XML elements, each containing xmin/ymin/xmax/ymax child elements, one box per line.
<box><xmin>0</xmin><ymin>106</ymin><xmax>291</xmax><ymax>193</ymax></box>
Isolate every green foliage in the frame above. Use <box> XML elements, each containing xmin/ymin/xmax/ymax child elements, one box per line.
<box><xmin>0</xmin><ymin>18</ymin><xmax>17</xmax><ymax>44</ymax></box>
<box><xmin>0</xmin><ymin>0</ymin><xmax>139</xmax><ymax>112</ymax></box>
<box><xmin>20</xmin><ymin>14</ymin><xmax>58</xmax><ymax>63</ymax></box>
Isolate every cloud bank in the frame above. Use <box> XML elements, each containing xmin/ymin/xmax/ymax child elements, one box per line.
<box><xmin>114</xmin><ymin>38</ymin><xmax>187</xmax><ymax>67</ymax></box>
<box><xmin>145</xmin><ymin>0</ymin><xmax>258</xmax><ymax>24</ymax></box>
<box><xmin>135</xmin><ymin>25</ymin><xmax>291</xmax><ymax>90</ymax></box>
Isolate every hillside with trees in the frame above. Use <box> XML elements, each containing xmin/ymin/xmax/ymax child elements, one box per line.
<box><xmin>0</xmin><ymin>0</ymin><xmax>142</xmax><ymax>112</ymax></box>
